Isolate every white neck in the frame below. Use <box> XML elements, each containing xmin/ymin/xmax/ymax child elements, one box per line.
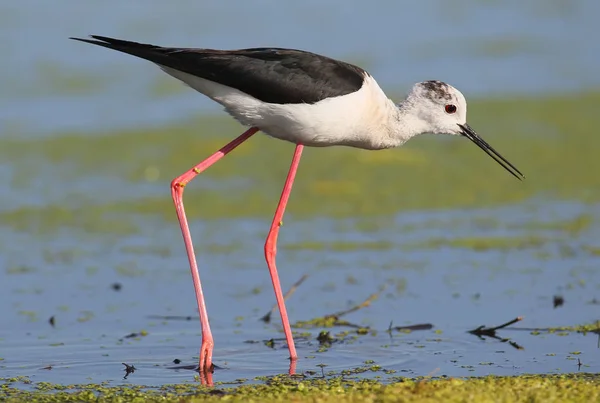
<box><xmin>366</xmin><ymin>96</ymin><xmax>428</xmax><ymax>150</ymax></box>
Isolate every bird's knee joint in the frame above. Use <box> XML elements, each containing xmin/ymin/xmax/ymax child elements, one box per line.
<box><xmin>170</xmin><ymin>179</ymin><xmax>186</xmax><ymax>190</ymax></box>
<box><xmin>264</xmin><ymin>244</ymin><xmax>277</xmax><ymax>260</ymax></box>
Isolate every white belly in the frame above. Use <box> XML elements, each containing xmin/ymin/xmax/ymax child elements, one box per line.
<box><xmin>160</xmin><ymin>66</ymin><xmax>397</xmax><ymax>150</ymax></box>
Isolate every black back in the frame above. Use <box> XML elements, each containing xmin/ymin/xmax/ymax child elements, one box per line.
<box><xmin>70</xmin><ymin>35</ymin><xmax>367</xmax><ymax>104</ymax></box>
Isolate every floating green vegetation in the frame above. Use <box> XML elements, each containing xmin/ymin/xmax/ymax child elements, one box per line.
<box><xmin>76</xmin><ymin>310</ymin><xmax>95</xmax><ymax>323</ymax></box>
<box><xmin>408</xmin><ymin>235</ymin><xmax>549</xmax><ymax>251</ymax></box>
<box><xmin>1</xmin><ymin>373</ymin><xmax>599</xmax><ymax>402</ymax></box>
<box><xmin>527</xmin><ymin>321</ymin><xmax>600</xmax><ymax>336</ymax></box>
<box><xmin>293</xmin><ymin>316</ymin><xmax>347</xmax><ymax>329</ymax></box>
<box><xmin>5</xmin><ymin>265</ymin><xmax>37</xmax><ymax>275</ymax></box>
<box><xmin>1</xmin><ymin>92</ymin><xmax>599</xmax><ymax>233</ymax></box>
<box><xmin>0</xmin><ymin>204</ymin><xmax>140</xmax><ymax>235</ymax></box>
<box><xmin>119</xmin><ymin>244</ymin><xmax>172</xmax><ymax>257</ymax></box>
<box><xmin>510</xmin><ymin>214</ymin><xmax>593</xmax><ymax>235</ymax></box>
<box><xmin>17</xmin><ymin>311</ymin><xmax>38</xmax><ymax>322</ymax></box>
<box><xmin>114</xmin><ymin>261</ymin><xmax>147</xmax><ymax>277</ymax></box>
<box><xmin>283</xmin><ymin>240</ymin><xmax>395</xmax><ymax>252</ymax></box>
<box><xmin>582</xmin><ymin>245</ymin><xmax>600</xmax><ymax>256</ymax></box>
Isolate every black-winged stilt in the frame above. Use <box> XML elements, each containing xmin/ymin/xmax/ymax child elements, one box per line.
<box><xmin>71</xmin><ymin>35</ymin><xmax>524</xmax><ymax>376</ymax></box>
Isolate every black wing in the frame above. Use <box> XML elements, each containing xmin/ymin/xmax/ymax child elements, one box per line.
<box><xmin>70</xmin><ymin>35</ymin><xmax>367</xmax><ymax>104</ymax></box>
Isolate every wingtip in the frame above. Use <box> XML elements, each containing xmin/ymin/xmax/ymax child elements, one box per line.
<box><xmin>69</xmin><ymin>35</ymin><xmax>97</xmax><ymax>44</ymax></box>
<box><xmin>69</xmin><ymin>35</ymin><xmax>109</xmax><ymax>43</ymax></box>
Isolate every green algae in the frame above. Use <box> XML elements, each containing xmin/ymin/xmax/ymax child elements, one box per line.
<box><xmin>119</xmin><ymin>244</ymin><xmax>172</xmax><ymax>257</ymax></box>
<box><xmin>1</xmin><ymin>374</ymin><xmax>599</xmax><ymax>402</ymax></box>
<box><xmin>583</xmin><ymin>245</ymin><xmax>600</xmax><ymax>256</ymax></box>
<box><xmin>526</xmin><ymin>321</ymin><xmax>600</xmax><ymax>336</ymax></box>
<box><xmin>283</xmin><ymin>240</ymin><xmax>394</xmax><ymax>252</ymax></box>
<box><xmin>17</xmin><ymin>310</ymin><xmax>38</xmax><ymax>322</ymax></box>
<box><xmin>510</xmin><ymin>214</ymin><xmax>593</xmax><ymax>235</ymax></box>
<box><xmin>293</xmin><ymin>316</ymin><xmax>343</xmax><ymax>329</ymax></box>
<box><xmin>6</xmin><ymin>265</ymin><xmax>37</xmax><ymax>275</ymax></box>
<box><xmin>0</xmin><ymin>204</ymin><xmax>140</xmax><ymax>235</ymax></box>
<box><xmin>407</xmin><ymin>235</ymin><xmax>549</xmax><ymax>251</ymax></box>
<box><xmin>1</xmin><ymin>92</ymin><xmax>599</xmax><ymax>233</ymax></box>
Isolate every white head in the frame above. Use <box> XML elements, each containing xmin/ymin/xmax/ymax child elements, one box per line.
<box><xmin>404</xmin><ymin>80</ymin><xmax>467</xmax><ymax>136</ymax></box>
<box><xmin>399</xmin><ymin>80</ymin><xmax>524</xmax><ymax>180</ymax></box>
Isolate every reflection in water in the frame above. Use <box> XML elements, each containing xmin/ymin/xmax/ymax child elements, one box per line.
<box><xmin>467</xmin><ymin>316</ymin><xmax>525</xmax><ymax>350</ymax></box>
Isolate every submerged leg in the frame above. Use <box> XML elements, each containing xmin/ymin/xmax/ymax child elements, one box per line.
<box><xmin>170</xmin><ymin>127</ymin><xmax>259</xmax><ymax>375</ymax></box>
<box><xmin>264</xmin><ymin>144</ymin><xmax>304</xmax><ymax>365</ymax></box>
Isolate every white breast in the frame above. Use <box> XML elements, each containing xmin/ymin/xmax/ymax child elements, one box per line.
<box><xmin>160</xmin><ymin>66</ymin><xmax>398</xmax><ymax>150</ymax></box>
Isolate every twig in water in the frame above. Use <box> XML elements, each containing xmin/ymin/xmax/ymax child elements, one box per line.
<box><xmin>553</xmin><ymin>295</ymin><xmax>564</xmax><ymax>308</ymax></box>
<box><xmin>122</xmin><ymin>363</ymin><xmax>136</xmax><ymax>379</ymax></box>
<box><xmin>261</xmin><ymin>274</ymin><xmax>309</xmax><ymax>323</ymax></box>
<box><xmin>386</xmin><ymin>321</ymin><xmax>434</xmax><ymax>337</ymax></box>
<box><xmin>387</xmin><ymin>320</ymin><xmax>394</xmax><ymax>341</ymax></box>
<box><xmin>316</xmin><ymin>363</ymin><xmax>327</xmax><ymax>378</ymax></box>
<box><xmin>418</xmin><ymin>367</ymin><xmax>440</xmax><ymax>385</ymax></box>
<box><xmin>323</xmin><ymin>284</ymin><xmax>388</xmax><ymax>320</ymax></box>
<box><xmin>393</xmin><ymin>323</ymin><xmax>434</xmax><ymax>332</ymax></box>
<box><xmin>468</xmin><ymin>316</ymin><xmax>523</xmax><ymax>337</ymax></box>
<box><xmin>468</xmin><ymin>316</ymin><xmax>524</xmax><ymax>350</ymax></box>
<box><xmin>291</xmin><ymin>285</ymin><xmax>433</xmax><ymax>332</ymax></box>
<box><xmin>147</xmin><ymin>315</ymin><xmax>194</xmax><ymax>321</ymax></box>
<box><xmin>290</xmin><ymin>286</ymin><xmax>387</xmax><ymax>331</ymax></box>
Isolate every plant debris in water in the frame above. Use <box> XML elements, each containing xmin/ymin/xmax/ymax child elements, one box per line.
<box><xmin>119</xmin><ymin>330</ymin><xmax>149</xmax><ymax>342</ymax></box>
<box><xmin>121</xmin><ymin>363</ymin><xmax>136</xmax><ymax>380</ymax></box>
<box><xmin>468</xmin><ymin>316</ymin><xmax>524</xmax><ymax>350</ymax></box>
<box><xmin>260</xmin><ymin>273</ymin><xmax>308</xmax><ymax>323</ymax></box>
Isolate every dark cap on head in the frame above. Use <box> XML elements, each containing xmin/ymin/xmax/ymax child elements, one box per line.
<box><xmin>420</xmin><ymin>80</ymin><xmax>453</xmax><ymax>101</ymax></box>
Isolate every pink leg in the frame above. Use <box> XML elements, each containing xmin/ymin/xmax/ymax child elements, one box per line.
<box><xmin>170</xmin><ymin>127</ymin><xmax>259</xmax><ymax>375</ymax></box>
<box><xmin>264</xmin><ymin>144</ymin><xmax>303</xmax><ymax>365</ymax></box>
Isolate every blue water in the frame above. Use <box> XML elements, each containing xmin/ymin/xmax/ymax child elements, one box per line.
<box><xmin>1</xmin><ymin>199</ymin><xmax>599</xmax><ymax>386</ymax></box>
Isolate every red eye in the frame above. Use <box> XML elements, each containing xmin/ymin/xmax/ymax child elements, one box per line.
<box><xmin>445</xmin><ymin>104</ymin><xmax>457</xmax><ymax>114</ymax></box>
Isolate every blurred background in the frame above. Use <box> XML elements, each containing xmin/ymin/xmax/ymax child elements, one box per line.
<box><xmin>1</xmin><ymin>1</ymin><xmax>596</xmax><ymax>136</ymax></box>
<box><xmin>1</xmin><ymin>0</ymin><xmax>599</xmax><ymax>388</ymax></box>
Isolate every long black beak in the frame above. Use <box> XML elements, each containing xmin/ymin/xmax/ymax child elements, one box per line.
<box><xmin>458</xmin><ymin>123</ymin><xmax>524</xmax><ymax>180</ymax></box>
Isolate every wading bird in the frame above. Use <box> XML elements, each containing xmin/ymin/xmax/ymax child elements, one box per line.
<box><xmin>71</xmin><ymin>35</ymin><xmax>524</xmax><ymax>379</ymax></box>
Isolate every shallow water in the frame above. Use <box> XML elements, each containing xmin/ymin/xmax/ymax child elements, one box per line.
<box><xmin>1</xmin><ymin>0</ymin><xmax>600</xmax><ymax>391</ymax></box>
<box><xmin>1</xmin><ymin>199</ymin><xmax>599</xmax><ymax>387</ymax></box>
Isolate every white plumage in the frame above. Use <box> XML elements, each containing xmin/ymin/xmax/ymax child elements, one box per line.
<box><xmin>162</xmin><ymin>67</ymin><xmax>409</xmax><ymax>150</ymax></box>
